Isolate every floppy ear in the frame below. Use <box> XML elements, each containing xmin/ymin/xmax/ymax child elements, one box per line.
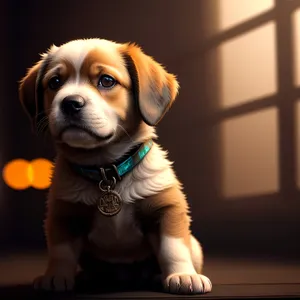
<box><xmin>19</xmin><ymin>45</ymin><xmax>57</xmax><ymax>131</ymax></box>
<box><xmin>19</xmin><ymin>61</ymin><xmax>43</xmax><ymax>130</ymax></box>
<box><xmin>123</xmin><ymin>43</ymin><xmax>179</xmax><ymax>126</ymax></box>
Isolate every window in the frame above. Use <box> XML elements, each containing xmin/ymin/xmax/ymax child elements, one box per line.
<box><xmin>205</xmin><ymin>0</ymin><xmax>300</xmax><ymax>200</ymax></box>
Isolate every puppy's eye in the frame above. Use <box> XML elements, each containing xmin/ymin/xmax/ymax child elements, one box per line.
<box><xmin>98</xmin><ymin>74</ymin><xmax>116</xmax><ymax>89</ymax></box>
<box><xmin>48</xmin><ymin>76</ymin><xmax>62</xmax><ymax>90</ymax></box>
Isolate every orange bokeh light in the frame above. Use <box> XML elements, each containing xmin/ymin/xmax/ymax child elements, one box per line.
<box><xmin>2</xmin><ymin>158</ymin><xmax>54</xmax><ymax>190</ymax></box>
<box><xmin>2</xmin><ymin>159</ymin><xmax>32</xmax><ymax>190</ymax></box>
<box><xmin>31</xmin><ymin>158</ymin><xmax>54</xmax><ymax>189</ymax></box>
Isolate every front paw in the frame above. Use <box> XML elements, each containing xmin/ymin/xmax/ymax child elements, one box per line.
<box><xmin>164</xmin><ymin>273</ymin><xmax>212</xmax><ymax>294</ymax></box>
<box><xmin>33</xmin><ymin>273</ymin><xmax>75</xmax><ymax>292</ymax></box>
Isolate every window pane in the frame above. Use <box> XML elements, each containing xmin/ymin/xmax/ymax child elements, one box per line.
<box><xmin>218</xmin><ymin>0</ymin><xmax>274</xmax><ymax>32</ymax></box>
<box><xmin>220</xmin><ymin>107</ymin><xmax>279</xmax><ymax>199</ymax></box>
<box><xmin>217</xmin><ymin>22</ymin><xmax>277</xmax><ymax>109</ymax></box>
<box><xmin>295</xmin><ymin>101</ymin><xmax>300</xmax><ymax>189</ymax></box>
<box><xmin>293</xmin><ymin>8</ymin><xmax>300</xmax><ymax>86</ymax></box>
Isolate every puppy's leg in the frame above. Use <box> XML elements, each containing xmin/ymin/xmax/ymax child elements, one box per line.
<box><xmin>190</xmin><ymin>234</ymin><xmax>204</xmax><ymax>274</ymax></box>
<box><xmin>34</xmin><ymin>199</ymin><xmax>90</xmax><ymax>292</ymax></box>
<box><xmin>142</xmin><ymin>187</ymin><xmax>212</xmax><ymax>294</ymax></box>
<box><xmin>149</xmin><ymin>231</ymin><xmax>212</xmax><ymax>294</ymax></box>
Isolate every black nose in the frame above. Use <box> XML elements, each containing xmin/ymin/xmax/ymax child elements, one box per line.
<box><xmin>61</xmin><ymin>95</ymin><xmax>85</xmax><ymax>116</ymax></box>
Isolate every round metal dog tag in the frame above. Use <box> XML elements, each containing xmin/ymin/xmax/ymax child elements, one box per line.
<box><xmin>97</xmin><ymin>190</ymin><xmax>122</xmax><ymax>216</ymax></box>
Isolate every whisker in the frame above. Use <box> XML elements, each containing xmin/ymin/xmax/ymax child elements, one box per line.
<box><xmin>36</xmin><ymin>115</ymin><xmax>48</xmax><ymax>126</ymax></box>
<box><xmin>36</xmin><ymin>117</ymin><xmax>48</xmax><ymax>130</ymax></box>
<box><xmin>38</xmin><ymin>119</ymin><xmax>48</xmax><ymax>130</ymax></box>
<box><xmin>117</xmin><ymin>124</ymin><xmax>134</xmax><ymax>143</ymax></box>
<box><xmin>37</xmin><ymin>125</ymin><xmax>48</xmax><ymax>136</ymax></box>
<box><xmin>35</xmin><ymin>109</ymin><xmax>52</xmax><ymax>135</ymax></box>
<box><xmin>36</xmin><ymin>116</ymin><xmax>49</xmax><ymax>136</ymax></box>
<box><xmin>35</xmin><ymin>108</ymin><xmax>52</xmax><ymax>118</ymax></box>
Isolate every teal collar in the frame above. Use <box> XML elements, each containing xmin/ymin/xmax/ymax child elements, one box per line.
<box><xmin>70</xmin><ymin>139</ymin><xmax>153</xmax><ymax>184</ymax></box>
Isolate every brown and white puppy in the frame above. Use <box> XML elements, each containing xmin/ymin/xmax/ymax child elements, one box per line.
<box><xmin>19</xmin><ymin>39</ymin><xmax>212</xmax><ymax>295</ymax></box>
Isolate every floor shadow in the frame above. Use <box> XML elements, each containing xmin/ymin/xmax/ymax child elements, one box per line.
<box><xmin>0</xmin><ymin>278</ymin><xmax>163</xmax><ymax>300</ymax></box>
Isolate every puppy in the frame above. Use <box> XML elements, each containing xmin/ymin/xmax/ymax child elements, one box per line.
<box><xmin>19</xmin><ymin>39</ymin><xmax>212</xmax><ymax>294</ymax></box>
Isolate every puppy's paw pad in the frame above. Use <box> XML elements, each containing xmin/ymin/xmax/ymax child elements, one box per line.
<box><xmin>164</xmin><ymin>273</ymin><xmax>212</xmax><ymax>294</ymax></box>
<box><xmin>33</xmin><ymin>274</ymin><xmax>75</xmax><ymax>292</ymax></box>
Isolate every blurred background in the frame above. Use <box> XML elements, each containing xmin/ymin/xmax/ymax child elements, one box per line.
<box><xmin>1</xmin><ymin>0</ymin><xmax>300</xmax><ymax>297</ymax></box>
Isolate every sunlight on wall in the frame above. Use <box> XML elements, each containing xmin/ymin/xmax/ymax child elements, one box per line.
<box><xmin>292</xmin><ymin>8</ymin><xmax>300</xmax><ymax>86</ymax></box>
<box><xmin>217</xmin><ymin>0</ymin><xmax>274</xmax><ymax>32</ymax></box>
<box><xmin>217</xmin><ymin>21</ymin><xmax>277</xmax><ymax>109</ymax></box>
<box><xmin>2</xmin><ymin>158</ymin><xmax>53</xmax><ymax>190</ymax></box>
<box><xmin>220</xmin><ymin>108</ymin><xmax>279</xmax><ymax>199</ymax></box>
<box><xmin>213</xmin><ymin>0</ymin><xmax>280</xmax><ymax>199</ymax></box>
<box><xmin>296</xmin><ymin>102</ymin><xmax>300</xmax><ymax>189</ymax></box>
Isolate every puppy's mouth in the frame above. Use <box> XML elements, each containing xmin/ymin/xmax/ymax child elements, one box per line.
<box><xmin>58</xmin><ymin>125</ymin><xmax>114</xmax><ymax>145</ymax></box>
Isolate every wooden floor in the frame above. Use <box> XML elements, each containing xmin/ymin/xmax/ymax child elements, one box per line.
<box><xmin>0</xmin><ymin>253</ymin><xmax>300</xmax><ymax>299</ymax></box>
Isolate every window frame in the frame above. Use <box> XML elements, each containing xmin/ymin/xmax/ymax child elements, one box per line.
<box><xmin>200</xmin><ymin>0</ymin><xmax>300</xmax><ymax>220</ymax></box>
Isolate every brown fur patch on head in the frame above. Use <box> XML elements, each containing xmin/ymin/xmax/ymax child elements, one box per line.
<box><xmin>79</xmin><ymin>48</ymin><xmax>132</xmax><ymax>121</ymax></box>
<box><xmin>80</xmin><ymin>48</ymin><xmax>131</xmax><ymax>86</ymax></box>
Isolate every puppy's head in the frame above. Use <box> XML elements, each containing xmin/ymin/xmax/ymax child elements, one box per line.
<box><xmin>19</xmin><ymin>39</ymin><xmax>179</xmax><ymax>150</ymax></box>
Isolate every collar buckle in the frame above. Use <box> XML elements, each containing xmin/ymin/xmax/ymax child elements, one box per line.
<box><xmin>111</xmin><ymin>164</ymin><xmax>121</xmax><ymax>181</ymax></box>
<box><xmin>99</xmin><ymin>165</ymin><xmax>121</xmax><ymax>185</ymax></box>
